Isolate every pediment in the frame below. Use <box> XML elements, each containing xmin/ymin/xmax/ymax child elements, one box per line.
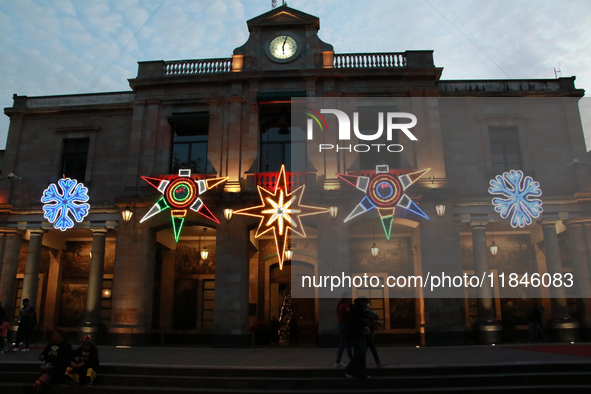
<box><xmin>247</xmin><ymin>6</ymin><xmax>319</xmax><ymax>30</ymax></box>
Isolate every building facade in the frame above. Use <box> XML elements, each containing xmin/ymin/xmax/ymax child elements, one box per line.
<box><xmin>1</xmin><ymin>6</ymin><xmax>591</xmax><ymax>347</ymax></box>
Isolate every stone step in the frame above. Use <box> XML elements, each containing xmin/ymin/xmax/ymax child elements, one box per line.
<box><xmin>4</xmin><ymin>383</ymin><xmax>591</xmax><ymax>394</ymax></box>
<box><xmin>2</xmin><ymin>364</ymin><xmax>591</xmax><ymax>392</ymax></box>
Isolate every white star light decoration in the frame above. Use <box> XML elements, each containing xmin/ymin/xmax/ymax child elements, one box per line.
<box><xmin>234</xmin><ymin>165</ymin><xmax>329</xmax><ymax>269</ymax></box>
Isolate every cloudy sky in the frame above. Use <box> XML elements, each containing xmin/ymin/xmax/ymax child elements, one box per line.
<box><xmin>1</xmin><ymin>0</ymin><xmax>591</xmax><ymax>150</ymax></box>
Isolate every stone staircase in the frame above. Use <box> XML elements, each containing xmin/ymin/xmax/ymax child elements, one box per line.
<box><xmin>2</xmin><ymin>363</ymin><xmax>591</xmax><ymax>393</ymax></box>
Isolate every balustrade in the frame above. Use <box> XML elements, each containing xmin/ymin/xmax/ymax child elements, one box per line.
<box><xmin>334</xmin><ymin>52</ymin><xmax>406</xmax><ymax>68</ymax></box>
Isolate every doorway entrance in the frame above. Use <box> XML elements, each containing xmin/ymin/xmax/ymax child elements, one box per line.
<box><xmin>269</xmin><ymin>261</ymin><xmax>317</xmax><ymax>343</ymax></box>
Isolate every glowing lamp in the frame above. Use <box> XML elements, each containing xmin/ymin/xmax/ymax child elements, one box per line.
<box><xmin>284</xmin><ymin>249</ymin><xmax>293</xmax><ymax>261</ymax></box>
<box><xmin>489</xmin><ymin>242</ymin><xmax>498</xmax><ymax>256</ymax></box>
<box><xmin>224</xmin><ymin>208</ymin><xmax>233</xmax><ymax>221</ymax></box>
<box><xmin>370</xmin><ymin>243</ymin><xmax>379</xmax><ymax>257</ymax></box>
<box><xmin>201</xmin><ymin>247</ymin><xmax>209</xmax><ymax>261</ymax></box>
<box><xmin>121</xmin><ymin>206</ymin><xmax>134</xmax><ymax>223</ymax></box>
<box><xmin>329</xmin><ymin>206</ymin><xmax>338</xmax><ymax>219</ymax></box>
<box><xmin>435</xmin><ymin>203</ymin><xmax>446</xmax><ymax>217</ymax></box>
<box><xmin>102</xmin><ymin>289</ymin><xmax>111</xmax><ymax>298</ymax></box>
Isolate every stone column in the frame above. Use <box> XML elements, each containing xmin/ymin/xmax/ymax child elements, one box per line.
<box><xmin>159</xmin><ymin>250</ymin><xmax>176</xmax><ymax>331</ymax></box>
<box><xmin>109</xmin><ymin>214</ymin><xmax>156</xmax><ymax>346</ymax></box>
<box><xmin>420</xmin><ymin>202</ymin><xmax>466</xmax><ymax>346</ymax></box>
<box><xmin>540</xmin><ymin>220</ymin><xmax>579</xmax><ymax>341</ymax></box>
<box><xmin>316</xmin><ymin>212</ymin><xmax>350</xmax><ymax>348</ymax></box>
<box><xmin>0</xmin><ymin>230</ymin><xmax>23</xmax><ymax>321</ymax></box>
<box><xmin>0</xmin><ymin>231</ymin><xmax>7</xmax><ymax>277</ymax></box>
<box><xmin>79</xmin><ymin>229</ymin><xmax>107</xmax><ymax>340</ymax></box>
<box><xmin>470</xmin><ymin>222</ymin><xmax>502</xmax><ymax>344</ymax></box>
<box><xmin>21</xmin><ymin>230</ymin><xmax>45</xmax><ymax>312</ymax></box>
<box><xmin>564</xmin><ymin>220</ymin><xmax>591</xmax><ymax>340</ymax></box>
<box><xmin>213</xmin><ymin>215</ymin><xmax>250</xmax><ymax>347</ymax></box>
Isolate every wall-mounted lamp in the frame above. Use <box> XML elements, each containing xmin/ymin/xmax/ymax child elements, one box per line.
<box><xmin>435</xmin><ymin>203</ymin><xmax>446</xmax><ymax>217</ymax></box>
<box><xmin>102</xmin><ymin>289</ymin><xmax>111</xmax><ymax>298</ymax></box>
<box><xmin>329</xmin><ymin>206</ymin><xmax>338</xmax><ymax>219</ymax></box>
<box><xmin>224</xmin><ymin>208</ymin><xmax>233</xmax><ymax>222</ymax></box>
<box><xmin>284</xmin><ymin>248</ymin><xmax>293</xmax><ymax>261</ymax></box>
<box><xmin>121</xmin><ymin>206</ymin><xmax>134</xmax><ymax>223</ymax></box>
<box><xmin>370</xmin><ymin>224</ymin><xmax>379</xmax><ymax>257</ymax></box>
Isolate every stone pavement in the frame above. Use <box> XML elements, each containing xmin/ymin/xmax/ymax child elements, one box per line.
<box><xmin>2</xmin><ymin>343</ymin><xmax>591</xmax><ymax>369</ymax></box>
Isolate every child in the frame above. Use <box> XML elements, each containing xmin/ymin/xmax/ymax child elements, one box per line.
<box><xmin>65</xmin><ymin>335</ymin><xmax>100</xmax><ymax>386</ymax></box>
<box><xmin>28</xmin><ymin>328</ymin><xmax>73</xmax><ymax>392</ymax></box>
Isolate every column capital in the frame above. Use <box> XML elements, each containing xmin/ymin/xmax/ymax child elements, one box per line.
<box><xmin>90</xmin><ymin>228</ymin><xmax>108</xmax><ymax>235</ymax></box>
<box><xmin>563</xmin><ymin>219</ymin><xmax>584</xmax><ymax>227</ymax></box>
<box><xmin>5</xmin><ymin>229</ymin><xmax>25</xmax><ymax>237</ymax></box>
<box><xmin>28</xmin><ymin>228</ymin><xmax>46</xmax><ymax>236</ymax></box>
<box><xmin>538</xmin><ymin>220</ymin><xmax>559</xmax><ymax>228</ymax></box>
<box><xmin>469</xmin><ymin>221</ymin><xmax>488</xmax><ymax>229</ymax></box>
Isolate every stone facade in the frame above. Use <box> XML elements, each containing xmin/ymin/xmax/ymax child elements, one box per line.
<box><xmin>1</xmin><ymin>6</ymin><xmax>590</xmax><ymax>347</ymax></box>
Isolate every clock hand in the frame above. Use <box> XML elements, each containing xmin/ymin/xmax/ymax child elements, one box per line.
<box><xmin>282</xmin><ymin>36</ymin><xmax>287</xmax><ymax>53</ymax></box>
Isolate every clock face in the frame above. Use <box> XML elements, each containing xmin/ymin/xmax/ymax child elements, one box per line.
<box><xmin>269</xmin><ymin>35</ymin><xmax>298</xmax><ymax>60</ymax></box>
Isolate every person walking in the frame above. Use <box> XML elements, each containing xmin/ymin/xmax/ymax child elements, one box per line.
<box><xmin>344</xmin><ymin>297</ymin><xmax>371</xmax><ymax>379</ymax></box>
<box><xmin>334</xmin><ymin>292</ymin><xmax>353</xmax><ymax>368</ymax></box>
<box><xmin>13</xmin><ymin>298</ymin><xmax>36</xmax><ymax>352</ymax></box>
<box><xmin>365</xmin><ymin>304</ymin><xmax>385</xmax><ymax>368</ymax></box>
<box><xmin>0</xmin><ymin>315</ymin><xmax>10</xmax><ymax>353</ymax></box>
<box><xmin>528</xmin><ymin>306</ymin><xmax>545</xmax><ymax>342</ymax></box>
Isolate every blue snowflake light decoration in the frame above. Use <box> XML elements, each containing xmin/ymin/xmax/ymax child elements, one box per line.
<box><xmin>41</xmin><ymin>178</ymin><xmax>90</xmax><ymax>231</ymax></box>
<box><xmin>488</xmin><ymin>170</ymin><xmax>543</xmax><ymax>228</ymax></box>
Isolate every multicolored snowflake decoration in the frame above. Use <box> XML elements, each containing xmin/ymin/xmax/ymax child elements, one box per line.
<box><xmin>338</xmin><ymin>165</ymin><xmax>430</xmax><ymax>239</ymax></box>
<box><xmin>233</xmin><ymin>165</ymin><xmax>329</xmax><ymax>270</ymax></box>
<box><xmin>488</xmin><ymin>170</ymin><xmax>543</xmax><ymax>228</ymax></box>
<box><xmin>41</xmin><ymin>178</ymin><xmax>90</xmax><ymax>231</ymax></box>
<box><xmin>140</xmin><ymin>169</ymin><xmax>227</xmax><ymax>242</ymax></box>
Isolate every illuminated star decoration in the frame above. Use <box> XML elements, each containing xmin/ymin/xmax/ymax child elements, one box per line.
<box><xmin>41</xmin><ymin>178</ymin><xmax>90</xmax><ymax>231</ymax></box>
<box><xmin>488</xmin><ymin>170</ymin><xmax>543</xmax><ymax>228</ymax></box>
<box><xmin>233</xmin><ymin>165</ymin><xmax>329</xmax><ymax>269</ymax></box>
<box><xmin>140</xmin><ymin>169</ymin><xmax>228</xmax><ymax>242</ymax></box>
<box><xmin>338</xmin><ymin>165</ymin><xmax>430</xmax><ymax>240</ymax></box>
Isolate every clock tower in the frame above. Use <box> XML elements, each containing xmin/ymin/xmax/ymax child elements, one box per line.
<box><xmin>233</xmin><ymin>5</ymin><xmax>333</xmax><ymax>71</ymax></box>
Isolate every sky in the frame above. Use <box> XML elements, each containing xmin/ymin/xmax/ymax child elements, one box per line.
<box><xmin>1</xmin><ymin>0</ymin><xmax>591</xmax><ymax>150</ymax></box>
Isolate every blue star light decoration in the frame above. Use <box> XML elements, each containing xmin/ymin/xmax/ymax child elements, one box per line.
<box><xmin>338</xmin><ymin>165</ymin><xmax>431</xmax><ymax>240</ymax></box>
<box><xmin>41</xmin><ymin>178</ymin><xmax>90</xmax><ymax>231</ymax></box>
<box><xmin>488</xmin><ymin>170</ymin><xmax>543</xmax><ymax>228</ymax></box>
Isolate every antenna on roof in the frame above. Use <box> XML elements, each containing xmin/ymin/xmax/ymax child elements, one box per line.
<box><xmin>554</xmin><ymin>65</ymin><xmax>562</xmax><ymax>79</ymax></box>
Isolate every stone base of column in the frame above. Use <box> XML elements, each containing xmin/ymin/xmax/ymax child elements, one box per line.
<box><xmin>548</xmin><ymin>319</ymin><xmax>580</xmax><ymax>342</ymax></box>
<box><xmin>108</xmin><ymin>333</ymin><xmax>154</xmax><ymax>346</ymax></box>
<box><xmin>424</xmin><ymin>326</ymin><xmax>468</xmax><ymax>346</ymax></box>
<box><xmin>477</xmin><ymin>321</ymin><xmax>503</xmax><ymax>345</ymax></box>
<box><xmin>213</xmin><ymin>334</ymin><xmax>251</xmax><ymax>348</ymax></box>
<box><xmin>78</xmin><ymin>322</ymin><xmax>106</xmax><ymax>344</ymax></box>
<box><xmin>323</xmin><ymin>178</ymin><xmax>341</xmax><ymax>191</ymax></box>
<box><xmin>316</xmin><ymin>333</ymin><xmax>340</xmax><ymax>348</ymax></box>
<box><xmin>108</xmin><ymin>325</ymin><xmax>154</xmax><ymax>346</ymax></box>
